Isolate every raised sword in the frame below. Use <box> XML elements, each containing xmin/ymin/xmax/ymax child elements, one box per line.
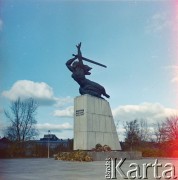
<box><xmin>72</xmin><ymin>54</ymin><xmax>107</xmax><ymax>68</ymax></box>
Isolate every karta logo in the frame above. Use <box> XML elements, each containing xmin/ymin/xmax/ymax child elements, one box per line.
<box><xmin>105</xmin><ymin>158</ymin><xmax>177</xmax><ymax>179</ymax></box>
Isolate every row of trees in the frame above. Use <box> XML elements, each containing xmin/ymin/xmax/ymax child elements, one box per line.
<box><xmin>1</xmin><ymin>98</ymin><xmax>74</xmax><ymax>157</ymax></box>
<box><xmin>1</xmin><ymin>98</ymin><xmax>178</xmax><ymax>157</ymax></box>
<box><xmin>123</xmin><ymin>116</ymin><xmax>178</xmax><ymax>157</ymax></box>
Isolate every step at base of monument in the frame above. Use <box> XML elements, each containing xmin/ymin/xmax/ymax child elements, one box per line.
<box><xmin>87</xmin><ymin>151</ymin><xmax>142</xmax><ymax>161</ymax></box>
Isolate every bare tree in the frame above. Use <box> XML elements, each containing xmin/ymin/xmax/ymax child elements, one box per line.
<box><xmin>124</xmin><ymin>119</ymin><xmax>141</xmax><ymax>150</ymax></box>
<box><xmin>154</xmin><ymin>115</ymin><xmax>178</xmax><ymax>143</ymax></box>
<box><xmin>5</xmin><ymin>98</ymin><xmax>39</xmax><ymax>142</ymax></box>
<box><xmin>154</xmin><ymin>121</ymin><xmax>167</xmax><ymax>143</ymax></box>
<box><xmin>139</xmin><ymin>119</ymin><xmax>151</xmax><ymax>142</ymax></box>
<box><xmin>164</xmin><ymin>115</ymin><xmax>178</xmax><ymax>141</ymax></box>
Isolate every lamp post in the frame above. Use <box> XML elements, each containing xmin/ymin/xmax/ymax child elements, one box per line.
<box><xmin>48</xmin><ymin>130</ymin><xmax>50</xmax><ymax>158</ymax></box>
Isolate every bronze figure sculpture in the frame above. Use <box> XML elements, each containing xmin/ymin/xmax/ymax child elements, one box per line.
<box><xmin>66</xmin><ymin>43</ymin><xmax>110</xmax><ymax>99</ymax></box>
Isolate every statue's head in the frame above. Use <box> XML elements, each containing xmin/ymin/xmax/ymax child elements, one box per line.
<box><xmin>72</xmin><ymin>61</ymin><xmax>92</xmax><ymax>75</ymax></box>
<box><xmin>72</xmin><ymin>61</ymin><xmax>80</xmax><ymax>69</ymax></box>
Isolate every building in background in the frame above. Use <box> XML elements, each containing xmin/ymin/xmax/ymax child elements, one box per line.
<box><xmin>37</xmin><ymin>134</ymin><xmax>69</xmax><ymax>149</ymax></box>
<box><xmin>0</xmin><ymin>134</ymin><xmax>73</xmax><ymax>158</ymax></box>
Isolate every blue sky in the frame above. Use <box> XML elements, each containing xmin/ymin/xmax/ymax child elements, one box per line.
<box><xmin>0</xmin><ymin>0</ymin><xmax>178</xmax><ymax>140</ymax></box>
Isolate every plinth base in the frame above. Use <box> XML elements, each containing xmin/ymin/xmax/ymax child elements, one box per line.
<box><xmin>74</xmin><ymin>95</ymin><xmax>121</xmax><ymax>150</ymax></box>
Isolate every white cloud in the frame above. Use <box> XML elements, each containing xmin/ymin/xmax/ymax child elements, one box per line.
<box><xmin>171</xmin><ymin>77</ymin><xmax>178</xmax><ymax>83</ymax></box>
<box><xmin>36</xmin><ymin>122</ymin><xmax>73</xmax><ymax>131</ymax></box>
<box><xmin>113</xmin><ymin>102</ymin><xmax>178</xmax><ymax>124</ymax></box>
<box><xmin>164</xmin><ymin>65</ymin><xmax>178</xmax><ymax>83</ymax></box>
<box><xmin>165</xmin><ymin>65</ymin><xmax>178</xmax><ymax>71</ymax></box>
<box><xmin>0</xmin><ymin>19</ymin><xmax>3</xmax><ymax>31</ymax></box>
<box><xmin>55</xmin><ymin>96</ymin><xmax>73</xmax><ymax>108</ymax></box>
<box><xmin>0</xmin><ymin>107</ymin><xmax>4</xmax><ymax>135</ymax></box>
<box><xmin>53</xmin><ymin>106</ymin><xmax>74</xmax><ymax>118</ymax></box>
<box><xmin>112</xmin><ymin>102</ymin><xmax>178</xmax><ymax>141</ymax></box>
<box><xmin>2</xmin><ymin>80</ymin><xmax>59</xmax><ymax>105</ymax></box>
<box><xmin>145</xmin><ymin>12</ymin><xmax>176</xmax><ymax>34</ymax></box>
<box><xmin>2</xmin><ymin>80</ymin><xmax>56</xmax><ymax>103</ymax></box>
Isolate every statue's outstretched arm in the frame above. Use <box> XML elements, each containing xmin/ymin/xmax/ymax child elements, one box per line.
<box><xmin>76</xmin><ymin>42</ymin><xmax>83</xmax><ymax>65</ymax></box>
<box><xmin>76</xmin><ymin>42</ymin><xmax>82</xmax><ymax>57</ymax></box>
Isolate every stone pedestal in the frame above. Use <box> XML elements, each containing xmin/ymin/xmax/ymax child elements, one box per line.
<box><xmin>74</xmin><ymin>94</ymin><xmax>121</xmax><ymax>150</ymax></box>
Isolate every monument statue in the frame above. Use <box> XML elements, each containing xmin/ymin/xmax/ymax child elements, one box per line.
<box><xmin>66</xmin><ymin>43</ymin><xmax>110</xmax><ymax>99</ymax></box>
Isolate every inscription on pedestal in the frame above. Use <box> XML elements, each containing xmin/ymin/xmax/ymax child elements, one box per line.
<box><xmin>76</xmin><ymin>109</ymin><xmax>84</xmax><ymax>116</ymax></box>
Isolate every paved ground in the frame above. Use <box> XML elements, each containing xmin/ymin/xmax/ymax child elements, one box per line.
<box><xmin>0</xmin><ymin>158</ymin><xmax>178</xmax><ymax>180</ymax></box>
